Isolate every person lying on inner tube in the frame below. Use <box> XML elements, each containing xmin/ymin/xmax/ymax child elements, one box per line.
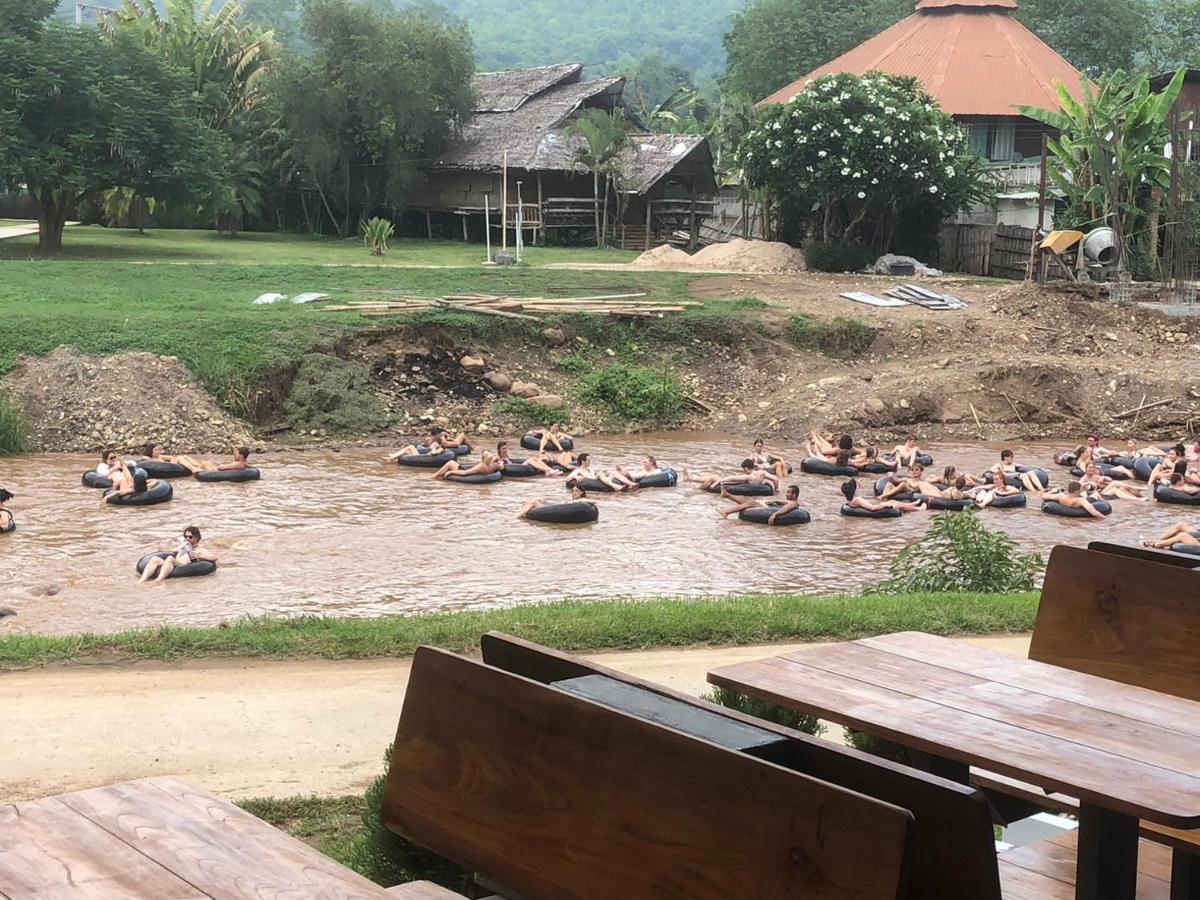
<box><xmin>143</xmin><ymin>443</ymin><xmax>185</xmax><ymax>465</ymax></box>
<box><xmin>139</xmin><ymin>525</ymin><xmax>218</xmax><ymax>584</ymax></box>
<box><xmin>616</xmin><ymin>455</ymin><xmax>664</xmax><ymax>484</ymax></box>
<box><xmin>890</xmin><ymin>435</ymin><xmax>923</xmax><ymax>468</ymax></box>
<box><xmin>388</xmin><ymin>427</ymin><xmax>449</xmax><ymax>461</ymax></box>
<box><xmin>1073</xmin><ymin>433</ymin><xmax>1120</xmax><ymax>467</ymax></box>
<box><xmin>1042</xmin><ymin>481</ymin><xmax>1107</xmax><ymax>519</ymax></box>
<box><xmin>1080</xmin><ymin>462</ymin><xmax>1145</xmax><ymax>501</ymax></box>
<box><xmin>1147</xmin><ymin>448</ymin><xmax>1186</xmax><ymax>488</ymax></box>
<box><xmin>1164</xmin><ymin>471</ymin><xmax>1200</xmax><ymax>496</ymax></box>
<box><xmin>175</xmin><ymin>446</ymin><xmax>252</xmax><ymax>475</ymax></box>
<box><xmin>96</xmin><ymin>449</ymin><xmax>124</xmax><ymax>479</ymax></box>
<box><xmin>682</xmin><ymin>459</ymin><xmax>779</xmax><ymax>493</ymax></box>
<box><xmin>519</xmin><ymin>485</ymin><xmax>589</xmax><ymax>519</ymax></box>
<box><xmin>497</xmin><ymin>440</ymin><xmax>557</xmax><ymax>475</ymax></box>
<box><xmin>718</xmin><ymin>484</ymin><xmax>802</xmax><ymax>522</ymax></box>
<box><xmin>749</xmin><ymin>438</ymin><xmax>790</xmax><ymax>480</ymax></box>
<box><xmin>1126</xmin><ymin>438</ymin><xmax>1171</xmax><ymax>461</ymax></box>
<box><xmin>880</xmin><ymin>462</ymin><xmax>941</xmax><ymax>500</ymax></box>
<box><xmin>432</xmin><ymin>449</ymin><xmax>503</xmax><ymax>481</ymax></box>
<box><xmin>938</xmin><ymin>475</ymin><xmax>972</xmax><ymax>501</ymax></box>
<box><xmin>988</xmin><ymin>449</ymin><xmax>1049</xmax><ymax>492</ymax></box>
<box><xmin>566</xmin><ymin>453</ymin><xmax>639</xmax><ymax>492</ymax></box>
<box><xmin>805</xmin><ymin>431</ymin><xmax>856</xmax><ymax>461</ymax></box>
<box><xmin>1145</xmin><ymin>520</ymin><xmax>1200</xmax><ymax>550</ymax></box>
<box><xmin>842</xmin><ymin>478</ymin><xmax>926</xmax><ymax>513</ymax></box>
<box><xmin>849</xmin><ymin>445</ymin><xmax>897</xmax><ymax>472</ymax></box>
<box><xmin>973</xmin><ymin>471</ymin><xmax>1022</xmax><ymax>508</ymax></box>
<box><xmin>0</xmin><ymin>488</ymin><xmax>13</xmax><ymax>530</ymax></box>
<box><xmin>101</xmin><ymin>465</ymin><xmax>160</xmax><ymax>507</ymax></box>
<box><xmin>538</xmin><ymin>423</ymin><xmax>570</xmax><ymax>453</ymax></box>
<box><xmin>930</xmin><ymin>465</ymin><xmax>979</xmax><ymax>489</ymax></box>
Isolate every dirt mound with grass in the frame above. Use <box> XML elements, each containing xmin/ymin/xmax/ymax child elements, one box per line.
<box><xmin>632</xmin><ymin>239</ymin><xmax>805</xmax><ymax>274</ymax></box>
<box><xmin>2</xmin><ymin>348</ymin><xmax>256</xmax><ymax>453</ymax></box>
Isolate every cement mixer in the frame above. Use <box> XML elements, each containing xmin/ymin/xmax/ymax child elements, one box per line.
<box><xmin>1037</xmin><ymin>226</ymin><xmax>1121</xmax><ymax>283</ymax></box>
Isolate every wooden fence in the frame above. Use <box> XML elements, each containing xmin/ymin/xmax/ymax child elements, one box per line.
<box><xmin>939</xmin><ymin>224</ymin><xmax>1035</xmax><ymax>279</ymax></box>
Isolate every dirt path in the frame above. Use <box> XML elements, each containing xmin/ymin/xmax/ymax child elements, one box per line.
<box><xmin>0</xmin><ymin>634</ymin><xmax>1030</xmax><ymax>802</ymax></box>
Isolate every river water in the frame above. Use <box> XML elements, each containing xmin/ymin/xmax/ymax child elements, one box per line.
<box><xmin>0</xmin><ymin>434</ymin><xmax>1186</xmax><ymax>635</ymax></box>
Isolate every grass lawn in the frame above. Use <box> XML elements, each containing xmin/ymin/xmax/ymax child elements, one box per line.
<box><xmin>0</xmin><ymin>590</ymin><xmax>1038</xmax><ymax>668</ymax></box>
<box><xmin>0</xmin><ymin>225</ymin><xmax>638</xmax><ymax>267</ymax></box>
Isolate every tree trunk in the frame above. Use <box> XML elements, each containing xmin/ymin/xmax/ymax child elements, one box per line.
<box><xmin>342</xmin><ymin>160</ymin><xmax>352</xmax><ymax>239</ymax></box>
<box><xmin>35</xmin><ymin>187</ymin><xmax>68</xmax><ymax>254</ymax></box>
<box><xmin>602</xmin><ymin>173</ymin><xmax>610</xmax><ymax>246</ymax></box>
<box><xmin>593</xmin><ymin>171</ymin><xmax>601</xmax><ymax>248</ymax></box>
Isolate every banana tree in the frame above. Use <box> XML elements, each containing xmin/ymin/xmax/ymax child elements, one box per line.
<box><xmin>570</xmin><ymin>108</ymin><xmax>631</xmax><ymax>246</ymax></box>
<box><xmin>1019</xmin><ymin>68</ymin><xmax>1186</xmax><ymax>271</ymax></box>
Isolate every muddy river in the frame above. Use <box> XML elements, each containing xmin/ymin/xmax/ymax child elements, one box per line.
<box><xmin>0</xmin><ymin>435</ymin><xmax>1187</xmax><ymax>635</ymax></box>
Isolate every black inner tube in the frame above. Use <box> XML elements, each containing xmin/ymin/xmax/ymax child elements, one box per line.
<box><xmin>503</xmin><ymin>460</ymin><xmax>542</xmax><ymax>477</ymax></box>
<box><xmin>978</xmin><ymin>491</ymin><xmax>1027</xmax><ymax>509</ymax></box>
<box><xmin>399</xmin><ymin>451</ymin><xmax>456</xmax><ymax>468</ymax></box>
<box><xmin>567</xmin><ymin>477</ymin><xmax>617</xmax><ymax>493</ymax></box>
<box><xmin>1041</xmin><ymin>499</ymin><xmax>1112</xmax><ymax>518</ymax></box>
<box><xmin>105</xmin><ymin>481</ymin><xmax>174</xmax><ymax>507</ymax></box>
<box><xmin>521</xmin><ymin>433</ymin><xmax>574</xmax><ymax>451</ymax></box>
<box><xmin>525</xmin><ymin>501</ymin><xmax>598</xmax><ymax>524</ymax></box>
<box><xmin>705</xmin><ymin>481</ymin><xmax>775</xmax><ymax>496</ymax></box>
<box><xmin>445</xmin><ymin>470</ymin><xmax>503</xmax><ymax>484</ymax></box>
<box><xmin>840</xmin><ymin>504</ymin><xmax>902</xmax><ymax>518</ymax></box>
<box><xmin>195</xmin><ymin>468</ymin><xmax>261</xmax><ymax>483</ymax></box>
<box><xmin>135</xmin><ymin>550</ymin><xmax>217</xmax><ymax>578</ymax></box>
<box><xmin>638</xmin><ymin>469</ymin><xmax>678</xmax><ymax>488</ymax></box>
<box><xmin>801</xmin><ymin>458</ymin><xmax>857</xmax><ymax>477</ymax></box>
<box><xmin>918</xmin><ymin>494</ymin><xmax>974</xmax><ymax>511</ymax></box>
<box><xmin>136</xmin><ymin>459</ymin><xmax>191</xmax><ymax>479</ymax></box>
<box><xmin>738</xmin><ymin>506</ymin><xmax>811</xmax><ymax>526</ymax></box>
<box><xmin>1154</xmin><ymin>486</ymin><xmax>1200</xmax><ymax>505</ymax></box>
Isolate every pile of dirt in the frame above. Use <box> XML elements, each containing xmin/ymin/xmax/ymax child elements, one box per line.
<box><xmin>2</xmin><ymin>349</ymin><xmax>256</xmax><ymax>453</ymax></box>
<box><xmin>632</xmin><ymin>239</ymin><xmax>805</xmax><ymax>274</ymax></box>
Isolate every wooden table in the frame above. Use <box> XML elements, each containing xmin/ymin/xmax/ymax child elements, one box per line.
<box><xmin>0</xmin><ymin>776</ymin><xmax>393</xmax><ymax>898</ymax></box>
<box><xmin>708</xmin><ymin>631</ymin><xmax>1200</xmax><ymax>900</ymax></box>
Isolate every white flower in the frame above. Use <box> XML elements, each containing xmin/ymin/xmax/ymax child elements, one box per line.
<box><xmin>929</xmin><ymin>185</ymin><xmax>939</xmax><ymax>193</ymax></box>
<box><xmin>900</xmin><ymin>163</ymin><xmax>908</xmax><ymax>170</ymax></box>
<box><xmin>772</xmin><ymin>121</ymin><xmax>781</xmax><ymax>130</ymax></box>
<box><xmin>841</xmin><ymin>167</ymin><xmax>851</xmax><ymax>175</ymax></box>
<box><xmin>772</xmin><ymin>158</ymin><xmax>781</xmax><ymax>167</ymax></box>
<box><xmin>871</xmin><ymin>177</ymin><xmax>879</xmax><ymax>184</ymax></box>
<box><xmin>817</xmin><ymin>150</ymin><xmax>827</xmax><ymax>157</ymax></box>
<box><xmin>945</xmin><ymin>165</ymin><xmax>955</xmax><ymax>176</ymax></box>
<box><xmin>857</xmin><ymin>191</ymin><xmax>866</xmax><ymax>198</ymax></box>
<box><xmin>883</xmin><ymin>135</ymin><xmax>892</xmax><ymax>145</ymax></box>
<box><xmin>830</xmin><ymin>129</ymin><xmax>841</xmax><ymax>137</ymax></box>
<box><xmin>852</xmin><ymin>171</ymin><xmax>861</xmax><ymax>178</ymax></box>
<box><xmin>806</xmin><ymin>166</ymin><xmax>814</xmax><ymax>173</ymax></box>
<box><xmin>774</xmin><ymin>139</ymin><xmax>783</xmax><ymax>148</ymax></box>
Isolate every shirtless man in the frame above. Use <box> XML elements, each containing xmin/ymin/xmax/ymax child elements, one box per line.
<box><xmin>989</xmin><ymin>449</ymin><xmax>1046</xmax><ymax>492</ymax></box>
<box><xmin>881</xmin><ymin>462</ymin><xmax>942</xmax><ymax>500</ymax></box>
<box><xmin>890</xmin><ymin>435</ymin><xmax>923</xmax><ymax>467</ymax></box>
<box><xmin>683</xmin><ymin>460</ymin><xmax>779</xmax><ymax>493</ymax></box>
<box><xmin>719</xmin><ymin>485</ymin><xmax>803</xmax><ymax>522</ymax></box>
<box><xmin>567</xmin><ymin>453</ymin><xmax>638</xmax><ymax>492</ymax></box>
<box><xmin>1042</xmin><ymin>481</ymin><xmax>1108</xmax><ymax>519</ymax></box>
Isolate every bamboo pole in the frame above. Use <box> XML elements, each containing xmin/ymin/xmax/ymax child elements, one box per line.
<box><xmin>501</xmin><ymin>151</ymin><xmax>508</xmax><ymax>252</ymax></box>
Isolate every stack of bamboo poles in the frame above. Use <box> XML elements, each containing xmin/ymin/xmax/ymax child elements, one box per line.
<box><xmin>320</xmin><ymin>291</ymin><xmax>699</xmax><ymax>320</ymax></box>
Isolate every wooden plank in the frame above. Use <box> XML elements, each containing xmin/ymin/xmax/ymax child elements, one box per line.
<box><xmin>385</xmin><ymin>882</ymin><xmax>467</xmax><ymax>899</ymax></box>
<box><xmin>1031</xmin><ymin>546</ymin><xmax>1200</xmax><ymax>701</ymax></box>
<box><xmin>0</xmin><ymin>796</ymin><xmax>207</xmax><ymax>899</ymax></box>
<box><xmin>60</xmin><ymin>777</ymin><xmax>389</xmax><ymax>899</ymax></box>
<box><xmin>383</xmin><ymin>647</ymin><xmax>914</xmax><ymax>900</ymax></box>
<box><xmin>1086</xmin><ymin>542</ymin><xmax>1200</xmax><ymax>569</ymax></box>
<box><xmin>999</xmin><ymin>832</ymin><xmax>1172</xmax><ymax>900</ymax></box>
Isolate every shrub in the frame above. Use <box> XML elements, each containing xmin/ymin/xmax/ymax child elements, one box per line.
<box><xmin>496</xmin><ymin>396</ymin><xmax>570</xmax><ymax>428</ymax></box>
<box><xmin>281</xmin><ymin>354</ymin><xmax>387</xmax><ymax>435</ymax></box>
<box><xmin>577</xmin><ymin>363</ymin><xmax>682</xmax><ymax>424</ymax></box>
<box><xmin>0</xmin><ymin>393</ymin><xmax>29</xmax><ymax>456</ymax></box>
<box><xmin>868</xmin><ymin>508</ymin><xmax>1044</xmax><ymax>595</ymax></box>
<box><xmin>803</xmin><ymin>241</ymin><xmax>875</xmax><ymax>273</ymax></box>
<box><xmin>787</xmin><ymin>314</ymin><xmax>876</xmax><ymax>358</ymax></box>
<box><xmin>702</xmin><ymin>686</ymin><xmax>823</xmax><ymax>736</ymax></box>
<box><xmin>554</xmin><ymin>350</ymin><xmax>594</xmax><ymax>375</ymax></box>
<box><xmin>361</xmin><ymin>217</ymin><xmax>396</xmax><ymax>256</ymax></box>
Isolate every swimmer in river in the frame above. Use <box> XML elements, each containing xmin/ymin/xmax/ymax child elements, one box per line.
<box><xmin>890</xmin><ymin>435</ymin><xmax>922</xmax><ymax>467</ymax></box>
<box><xmin>175</xmin><ymin>446</ymin><xmax>252</xmax><ymax>474</ymax></box>
<box><xmin>497</xmin><ymin>441</ymin><xmax>557</xmax><ymax>475</ymax></box>
<box><xmin>519</xmin><ymin>485</ymin><xmax>589</xmax><ymax>519</ymax></box>
<box><xmin>842</xmin><ymin>478</ymin><xmax>926</xmax><ymax>513</ymax></box>
<box><xmin>806</xmin><ymin>431</ymin><xmax>856</xmax><ymax>460</ymax></box>
<box><xmin>972</xmin><ymin>470</ymin><xmax>1022</xmax><ymax>509</ymax></box>
<box><xmin>538</xmin><ymin>423</ymin><xmax>570</xmax><ymax>453</ymax></box>
<box><xmin>988</xmin><ymin>449</ymin><xmax>1046</xmax><ymax>492</ymax></box>
<box><xmin>566</xmin><ymin>453</ymin><xmax>639</xmax><ymax>491</ymax></box>
<box><xmin>718</xmin><ymin>484</ymin><xmax>803</xmax><ymax>522</ymax></box>
<box><xmin>617</xmin><ymin>455</ymin><xmax>665</xmax><ymax>483</ymax></box>
<box><xmin>1145</xmin><ymin>521</ymin><xmax>1200</xmax><ymax>550</ymax></box>
<box><xmin>930</xmin><ymin>465</ymin><xmax>979</xmax><ymax>489</ymax></box>
<box><xmin>0</xmin><ymin>488</ymin><xmax>13</xmax><ymax>531</ymax></box>
<box><xmin>683</xmin><ymin>460</ymin><xmax>780</xmax><ymax>492</ymax></box>
<box><xmin>432</xmin><ymin>449</ymin><xmax>503</xmax><ymax>481</ymax></box>
<box><xmin>101</xmin><ymin>464</ymin><xmax>160</xmax><ymax>507</ymax></box>
<box><xmin>749</xmin><ymin>438</ymin><xmax>790</xmax><ymax>479</ymax></box>
<box><xmin>1079</xmin><ymin>462</ymin><xmax>1145</xmax><ymax>500</ymax></box>
<box><xmin>880</xmin><ymin>462</ymin><xmax>942</xmax><ymax>500</ymax></box>
<box><xmin>1147</xmin><ymin>448</ymin><xmax>1185</xmax><ymax>487</ymax></box>
<box><xmin>849</xmin><ymin>445</ymin><xmax>897</xmax><ymax>472</ymax></box>
<box><xmin>1042</xmin><ymin>481</ymin><xmax>1107</xmax><ymax>519</ymax></box>
<box><xmin>139</xmin><ymin>525</ymin><xmax>217</xmax><ymax>584</ymax></box>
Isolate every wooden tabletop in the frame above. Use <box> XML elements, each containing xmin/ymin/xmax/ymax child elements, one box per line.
<box><xmin>0</xmin><ymin>776</ymin><xmax>392</xmax><ymax>899</ymax></box>
<box><xmin>708</xmin><ymin>631</ymin><xmax>1200</xmax><ymax>828</ymax></box>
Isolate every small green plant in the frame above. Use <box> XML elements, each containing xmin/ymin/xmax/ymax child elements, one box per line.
<box><xmin>554</xmin><ymin>350</ymin><xmax>594</xmax><ymax>375</ymax></box>
<box><xmin>702</xmin><ymin>686</ymin><xmax>822</xmax><ymax>736</ymax></box>
<box><xmin>786</xmin><ymin>314</ymin><xmax>876</xmax><ymax>358</ymax></box>
<box><xmin>868</xmin><ymin>508</ymin><xmax>1044</xmax><ymax>595</ymax></box>
<box><xmin>281</xmin><ymin>354</ymin><xmax>387</xmax><ymax>435</ymax></box>
<box><xmin>0</xmin><ymin>393</ymin><xmax>30</xmax><ymax>456</ymax></box>
<box><xmin>496</xmin><ymin>396</ymin><xmax>570</xmax><ymax>428</ymax></box>
<box><xmin>577</xmin><ymin>363</ymin><xmax>682</xmax><ymax>424</ymax></box>
<box><xmin>361</xmin><ymin>217</ymin><xmax>396</xmax><ymax>256</ymax></box>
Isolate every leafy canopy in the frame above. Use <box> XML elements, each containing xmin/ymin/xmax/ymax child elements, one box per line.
<box><xmin>740</xmin><ymin>72</ymin><xmax>988</xmax><ymax>247</ymax></box>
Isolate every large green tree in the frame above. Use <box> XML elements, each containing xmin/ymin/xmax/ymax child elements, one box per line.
<box><xmin>0</xmin><ymin>0</ymin><xmax>220</xmax><ymax>252</ymax></box>
<box><xmin>1017</xmin><ymin>0</ymin><xmax>1151</xmax><ymax>74</ymax></box>
<box><xmin>274</xmin><ymin>0</ymin><xmax>474</xmax><ymax>236</ymax></box>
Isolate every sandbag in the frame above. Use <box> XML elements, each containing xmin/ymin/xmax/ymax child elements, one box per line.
<box><xmin>399</xmin><ymin>451</ymin><xmax>456</xmax><ymax>468</ymax></box>
<box><xmin>525</xmin><ymin>501</ymin><xmax>598</xmax><ymax>524</ymax></box>
<box><xmin>136</xmin><ymin>459</ymin><xmax>191</xmax><ymax>479</ymax></box>
<box><xmin>801</xmin><ymin>457</ymin><xmax>856</xmax><ymax>477</ymax></box>
<box><xmin>196</xmin><ymin>468</ymin><xmax>261</xmax><ymax>483</ymax></box>
<box><xmin>840</xmin><ymin>504</ymin><xmax>902</xmax><ymax>519</ymax></box>
<box><xmin>82</xmin><ymin>471</ymin><xmax>113</xmax><ymax>490</ymax></box>
<box><xmin>704</xmin><ymin>481</ymin><xmax>775</xmax><ymax>497</ymax></box>
<box><xmin>135</xmin><ymin>550</ymin><xmax>217</xmax><ymax>578</ymax></box>
<box><xmin>918</xmin><ymin>494</ymin><xmax>974</xmax><ymax>511</ymax></box>
<box><xmin>1041</xmin><ymin>499</ymin><xmax>1112</xmax><ymax>518</ymax></box>
<box><xmin>738</xmin><ymin>506</ymin><xmax>811</xmax><ymax>526</ymax></box>
<box><xmin>445</xmin><ymin>470</ymin><xmax>503</xmax><ymax>485</ymax></box>
<box><xmin>521</xmin><ymin>432</ymin><xmax>573</xmax><ymax>451</ymax></box>
<box><xmin>1154</xmin><ymin>486</ymin><xmax>1200</xmax><ymax>506</ymax></box>
<box><xmin>1134</xmin><ymin>457</ymin><xmax>1164</xmax><ymax>481</ymax></box>
<box><xmin>105</xmin><ymin>481</ymin><xmax>174</xmax><ymax>507</ymax></box>
<box><xmin>638</xmin><ymin>469</ymin><xmax>678</xmax><ymax>488</ymax></box>
<box><xmin>979</xmin><ymin>492</ymin><xmax>1027</xmax><ymax>509</ymax></box>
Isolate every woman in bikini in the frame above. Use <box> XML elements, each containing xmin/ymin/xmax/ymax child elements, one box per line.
<box><xmin>842</xmin><ymin>478</ymin><xmax>926</xmax><ymax>513</ymax></box>
<box><xmin>139</xmin><ymin>525</ymin><xmax>217</xmax><ymax>584</ymax></box>
<box><xmin>973</xmin><ymin>470</ymin><xmax>1022</xmax><ymax>509</ymax></box>
<box><xmin>749</xmin><ymin>439</ymin><xmax>790</xmax><ymax>479</ymax></box>
<box><xmin>432</xmin><ymin>449</ymin><xmax>503</xmax><ymax>481</ymax></box>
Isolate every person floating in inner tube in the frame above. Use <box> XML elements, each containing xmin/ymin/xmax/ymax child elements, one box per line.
<box><xmin>1145</xmin><ymin>448</ymin><xmax>1185</xmax><ymax>488</ymax></box>
<box><xmin>96</xmin><ymin>449</ymin><xmax>124</xmax><ymax>479</ymax></box>
<box><xmin>101</xmin><ymin>464</ymin><xmax>160</xmax><ymax>507</ymax></box>
<box><xmin>987</xmin><ymin>449</ymin><xmax>1048</xmax><ymax>493</ymax></box>
<box><xmin>0</xmin><ymin>487</ymin><xmax>14</xmax><ymax>531</ymax></box>
<box><xmin>682</xmin><ymin>459</ymin><xmax>779</xmax><ymax>493</ymax></box>
<box><xmin>1079</xmin><ymin>462</ymin><xmax>1145</xmax><ymax>501</ymax></box>
<box><xmin>142</xmin><ymin>443</ymin><xmax>185</xmax><ymax>465</ymax></box>
<box><xmin>718</xmin><ymin>484</ymin><xmax>802</xmax><ymax>522</ymax></box>
<box><xmin>973</xmin><ymin>470</ymin><xmax>1022</xmax><ymax>509</ymax></box>
<box><xmin>880</xmin><ymin>461</ymin><xmax>942</xmax><ymax>500</ymax></box>
<box><xmin>538</xmin><ymin>423</ymin><xmax>570</xmax><ymax>453</ymax></box>
<box><xmin>930</xmin><ymin>465</ymin><xmax>979</xmax><ymax>489</ymax></box>
<box><xmin>497</xmin><ymin>441</ymin><xmax>559</xmax><ymax>475</ymax></box>
<box><xmin>139</xmin><ymin>525</ymin><xmax>218</xmax><ymax>584</ymax></box>
<box><xmin>175</xmin><ymin>446</ymin><xmax>252</xmax><ymax>475</ymax></box>
<box><xmin>566</xmin><ymin>453</ymin><xmax>639</xmax><ymax>492</ymax></box>
<box><xmin>849</xmin><ymin>445</ymin><xmax>897</xmax><ymax>472</ymax></box>
<box><xmin>842</xmin><ymin>478</ymin><xmax>926</xmax><ymax>513</ymax></box>
<box><xmin>1144</xmin><ymin>521</ymin><xmax>1200</xmax><ymax>550</ymax></box>
<box><xmin>889</xmin><ymin>435</ymin><xmax>923</xmax><ymax>468</ymax></box>
<box><xmin>432</xmin><ymin>449</ymin><xmax>504</xmax><ymax>481</ymax></box>
<box><xmin>519</xmin><ymin>485</ymin><xmax>589</xmax><ymax>519</ymax></box>
<box><xmin>1164</xmin><ymin>471</ymin><xmax>1200</xmax><ymax>496</ymax></box>
<box><xmin>805</xmin><ymin>431</ymin><xmax>856</xmax><ymax>460</ymax></box>
<box><xmin>1042</xmin><ymin>481</ymin><xmax>1107</xmax><ymax>519</ymax></box>
<box><xmin>616</xmin><ymin>455</ymin><xmax>664</xmax><ymax>484</ymax></box>
<box><xmin>749</xmin><ymin>439</ymin><xmax>790</xmax><ymax>480</ymax></box>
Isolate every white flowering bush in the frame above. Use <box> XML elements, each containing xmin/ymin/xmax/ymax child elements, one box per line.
<box><xmin>740</xmin><ymin>72</ymin><xmax>988</xmax><ymax>247</ymax></box>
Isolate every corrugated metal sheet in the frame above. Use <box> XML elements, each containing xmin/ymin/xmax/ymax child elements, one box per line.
<box><xmin>917</xmin><ymin>0</ymin><xmax>1016</xmax><ymax>8</ymax></box>
<box><xmin>760</xmin><ymin>4</ymin><xmax>1084</xmax><ymax>116</ymax></box>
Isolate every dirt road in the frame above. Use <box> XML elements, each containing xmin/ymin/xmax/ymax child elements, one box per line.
<box><xmin>1</xmin><ymin>635</ymin><xmax>1029</xmax><ymax>802</ymax></box>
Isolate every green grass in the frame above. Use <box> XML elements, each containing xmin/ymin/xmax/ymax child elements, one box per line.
<box><xmin>238</xmin><ymin>795</ymin><xmax>365</xmax><ymax>866</ymax></box>
<box><xmin>0</xmin><ymin>591</ymin><xmax>1037</xmax><ymax>668</ymax></box>
<box><xmin>0</xmin><ymin>226</ymin><xmax>638</xmax><ymax>267</ymax></box>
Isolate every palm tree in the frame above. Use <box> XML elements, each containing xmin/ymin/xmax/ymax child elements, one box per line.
<box><xmin>571</xmin><ymin>108</ymin><xmax>631</xmax><ymax>246</ymax></box>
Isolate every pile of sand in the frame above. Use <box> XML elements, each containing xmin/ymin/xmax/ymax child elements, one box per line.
<box><xmin>632</xmin><ymin>238</ymin><xmax>805</xmax><ymax>274</ymax></box>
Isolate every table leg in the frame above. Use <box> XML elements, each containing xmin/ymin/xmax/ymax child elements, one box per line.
<box><xmin>1075</xmin><ymin>802</ymin><xmax>1138</xmax><ymax>900</ymax></box>
<box><xmin>1173</xmin><ymin>848</ymin><xmax>1200</xmax><ymax>900</ymax></box>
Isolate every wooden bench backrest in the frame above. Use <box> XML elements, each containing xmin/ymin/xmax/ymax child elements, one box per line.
<box><xmin>1031</xmin><ymin>544</ymin><xmax>1200</xmax><ymax>701</ymax></box>
<box><xmin>383</xmin><ymin>646</ymin><xmax>915</xmax><ymax>900</ymax></box>
<box><xmin>1087</xmin><ymin>541</ymin><xmax>1200</xmax><ymax>569</ymax></box>
<box><xmin>480</xmin><ymin>632</ymin><xmax>1001</xmax><ymax>900</ymax></box>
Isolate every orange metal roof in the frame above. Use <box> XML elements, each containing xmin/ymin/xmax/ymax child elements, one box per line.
<box><xmin>760</xmin><ymin>3</ymin><xmax>1084</xmax><ymax>116</ymax></box>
